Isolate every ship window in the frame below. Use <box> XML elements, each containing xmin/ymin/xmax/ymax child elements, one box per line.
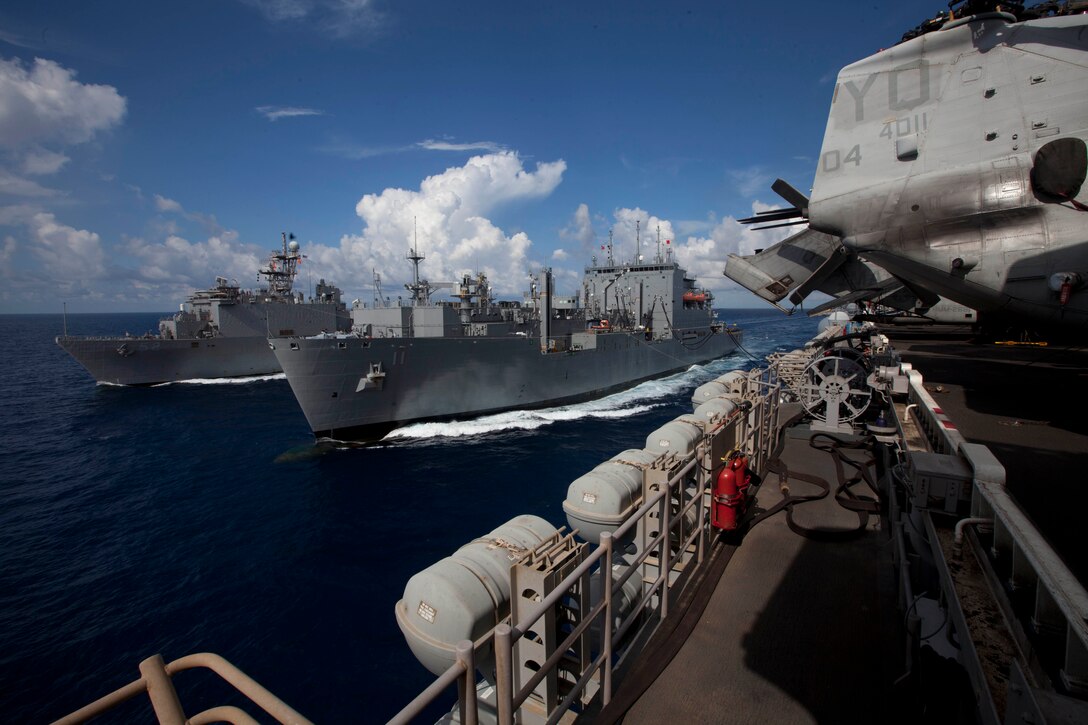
<box><xmin>290</xmin><ymin>342</ymin><xmax>300</xmax><ymax>350</ymax></box>
<box><xmin>279</xmin><ymin>328</ymin><xmax>294</xmax><ymax>336</ymax></box>
<box><xmin>337</xmin><ymin>342</ymin><xmax>347</xmax><ymax>349</ymax></box>
<box><xmin>331</xmin><ymin>392</ymin><xmax>338</xmax><ymax>398</ymax></box>
<box><xmin>190</xmin><ymin>342</ymin><xmax>199</xmax><ymax>348</ymax></box>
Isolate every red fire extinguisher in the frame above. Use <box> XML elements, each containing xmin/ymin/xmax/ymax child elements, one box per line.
<box><xmin>712</xmin><ymin>452</ymin><xmax>751</xmax><ymax>531</ymax></box>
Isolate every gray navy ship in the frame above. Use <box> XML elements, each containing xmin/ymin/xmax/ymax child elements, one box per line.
<box><xmin>57</xmin><ymin>234</ymin><xmax>350</xmax><ymax>385</ymax></box>
<box><xmin>272</xmin><ymin>241</ymin><xmax>740</xmax><ymax>441</ymax></box>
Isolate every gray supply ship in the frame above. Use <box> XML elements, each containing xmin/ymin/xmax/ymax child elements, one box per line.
<box><xmin>57</xmin><ymin>234</ymin><xmax>351</xmax><ymax>385</ymax></box>
<box><xmin>271</xmin><ymin>241</ymin><xmax>740</xmax><ymax>441</ymax></box>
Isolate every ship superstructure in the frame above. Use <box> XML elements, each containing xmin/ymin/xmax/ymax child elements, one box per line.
<box><xmin>271</xmin><ymin>241</ymin><xmax>736</xmax><ymax>441</ymax></box>
<box><xmin>57</xmin><ymin>234</ymin><xmax>351</xmax><ymax>385</ymax></box>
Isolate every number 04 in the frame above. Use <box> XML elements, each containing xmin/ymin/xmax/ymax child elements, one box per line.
<box><xmin>822</xmin><ymin>145</ymin><xmax>862</xmax><ymax>172</ymax></box>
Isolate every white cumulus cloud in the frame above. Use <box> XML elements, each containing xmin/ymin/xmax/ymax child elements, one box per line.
<box><xmin>124</xmin><ymin>229</ymin><xmax>264</xmax><ymax>293</ymax></box>
<box><xmin>0</xmin><ymin>168</ymin><xmax>58</xmax><ymax>197</ymax></box>
<box><xmin>29</xmin><ymin>212</ymin><xmax>105</xmax><ymax>281</ymax></box>
<box><xmin>560</xmin><ymin>202</ymin><xmax>597</xmax><ymax>252</ymax></box>
<box><xmin>303</xmin><ymin>152</ymin><xmax>566</xmax><ymax>297</ymax></box>
<box><xmin>666</xmin><ymin>202</ymin><xmax>795</xmax><ymax>291</ymax></box>
<box><xmin>558</xmin><ymin>202</ymin><xmax>795</xmax><ymax>299</ymax></box>
<box><xmin>0</xmin><ymin>57</ymin><xmax>126</xmax><ymax>149</ymax></box>
<box><xmin>0</xmin><ymin>56</ymin><xmax>124</xmax><ymax>211</ymax></box>
<box><xmin>613</xmin><ymin>207</ymin><xmax>675</xmax><ymax>263</ymax></box>
<box><xmin>1</xmin><ymin>201</ymin><xmax>285</xmax><ymax>309</ymax></box>
<box><xmin>22</xmin><ymin>148</ymin><xmax>70</xmax><ymax>175</ymax></box>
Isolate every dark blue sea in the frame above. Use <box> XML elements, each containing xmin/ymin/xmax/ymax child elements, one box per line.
<box><xmin>0</xmin><ymin>309</ymin><xmax>820</xmax><ymax>723</ymax></box>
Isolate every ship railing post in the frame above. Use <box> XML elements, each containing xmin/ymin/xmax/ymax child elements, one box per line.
<box><xmin>758</xmin><ymin>395</ymin><xmax>767</xmax><ymax>472</ymax></box>
<box><xmin>697</xmin><ymin>437</ymin><xmax>708</xmax><ymax>565</ymax></box>
<box><xmin>660</xmin><ymin>479</ymin><xmax>671</xmax><ymax>619</ymax></box>
<box><xmin>495</xmin><ymin>623</ymin><xmax>514</xmax><ymax>725</ymax></box>
<box><xmin>138</xmin><ymin>655</ymin><xmax>186</xmax><ymax>725</ymax></box>
<box><xmin>772</xmin><ymin>384</ymin><xmax>782</xmax><ymax>466</ymax></box>
<box><xmin>758</xmin><ymin>396</ymin><xmax>765</xmax><ymax>472</ymax></box>
<box><xmin>763</xmin><ymin>395</ymin><xmax>771</xmax><ymax>472</ymax></box>
<box><xmin>599</xmin><ymin>531</ymin><xmax>614</xmax><ymax>705</ymax></box>
<box><xmin>455</xmin><ymin>640</ymin><xmax>478</xmax><ymax>725</ymax></box>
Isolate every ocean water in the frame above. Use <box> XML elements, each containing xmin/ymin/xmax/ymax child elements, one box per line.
<box><xmin>0</xmin><ymin>309</ymin><xmax>820</xmax><ymax>723</ymax></box>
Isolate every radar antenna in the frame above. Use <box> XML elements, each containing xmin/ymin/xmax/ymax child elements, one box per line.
<box><xmin>259</xmin><ymin>232</ymin><xmax>304</xmax><ymax>296</ymax></box>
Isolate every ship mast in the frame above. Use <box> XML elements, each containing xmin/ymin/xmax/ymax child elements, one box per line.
<box><xmin>405</xmin><ymin>218</ymin><xmax>430</xmax><ymax>305</ymax></box>
<box><xmin>373</xmin><ymin>268</ymin><xmax>387</xmax><ymax>306</ymax></box>
<box><xmin>259</xmin><ymin>232</ymin><xmax>303</xmax><ymax>296</ymax></box>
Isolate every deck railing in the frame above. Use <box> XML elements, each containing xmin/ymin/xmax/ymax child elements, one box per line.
<box><xmin>52</xmin><ymin>652</ymin><xmax>313</xmax><ymax>725</ymax></box>
<box><xmin>903</xmin><ymin>366</ymin><xmax>1088</xmax><ymax>698</ymax></box>
<box><xmin>389</xmin><ymin>369</ymin><xmax>781</xmax><ymax>724</ymax></box>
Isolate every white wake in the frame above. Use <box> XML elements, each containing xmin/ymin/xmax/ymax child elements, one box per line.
<box><xmin>152</xmin><ymin>373</ymin><xmax>287</xmax><ymax>386</ymax></box>
<box><xmin>385</xmin><ymin>356</ymin><xmax>750</xmax><ymax>441</ymax></box>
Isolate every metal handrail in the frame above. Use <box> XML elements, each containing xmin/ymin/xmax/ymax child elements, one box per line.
<box><xmin>904</xmin><ymin>369</ymin><xmax>966</xmax><ymax>455</ymax></box>
<box><xmin>500</xmin><ymin>472</ymin><xmax>685</xmax><ymax>716</ymax></box>
<box><xmin>52</xmin><ymin>653</ymin><xmax>313</xmax><ymax>725</ymax></box>
<box><xmin>388</xmin><ymin>643</ymin><xmax>475</xmax><ymax>725</ymax></box>
<box><xmin>385</xmin><ymin>468</ymin><xmax>693</xmax><ymax>724</ymax></box>
<box><xmin>495</xmin><ymin>455</ymin><xmax>702</xmax><ymax>723</ymax></box>
<box><xmin>904</xmin><ymin>367</ymin><xmax>1088</xmax><ymax>694</ymax></box>
<box><xmin>386</xmin><ymin>392</ymin><xmax>773</xmax><ymax>724</ymax></box>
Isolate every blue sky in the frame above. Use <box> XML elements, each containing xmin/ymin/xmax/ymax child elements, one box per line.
<box><xmin>0</xmin><ymin>1</ymin><xmax>943</xmax><ymax>312</ymax></box>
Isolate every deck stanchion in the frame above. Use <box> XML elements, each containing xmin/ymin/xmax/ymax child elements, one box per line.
<box><xmin>661</xmin><ymin>484</ymin><xmax>671</xmax><ymax>619</ymax></box>
<box><xmin>455</xmin><ymin>640</ymin><xmax>477</xmax><ymax>725</ymax></box>
<box><xmin>495</xmin><ymin>624</ymin><xmax>514</xmax><ymax>725</ymax></box>
<box><xmin>138</xmin><ymin>655</ymin><xmax>185</xmax><ymax>725</ymax></box>
<box><xmin>600</xmin><ymin>531</ymin><xmax>614</xmax><ymax>705</ymax></box>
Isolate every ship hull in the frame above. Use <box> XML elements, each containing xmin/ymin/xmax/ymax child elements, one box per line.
<box><xmin>273</xmin><ymin>329</ymin><xmax>740</xmax><ymax>441</ymax></box>
<box><xmin>57</xmin><ymin>301</ymin><xmax>349</xmax><ymax>385</ymax></box>
<box><xmin>56</xmin><ymin>335</ymin><xmax>280</xmax><ymax>385</ymax></box>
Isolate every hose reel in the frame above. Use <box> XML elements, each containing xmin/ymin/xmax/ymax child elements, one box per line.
<box><xmin>798</xmin><ymin>351</ymin><xmax>872</xmax><ymax>431</ymax></box>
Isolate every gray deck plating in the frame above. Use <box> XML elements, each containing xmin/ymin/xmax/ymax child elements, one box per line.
<box><xmin>622</xmin><ymin>324</ymin><xmax>1088</xmax><ymax>723</ymax></box>
<box><xmin>623</xmin><ymin>430</ymin><xmax>901</xmax><ymax>724</ymax></box>
<box><xmin>881</xmin><ymin>324</ymin><xmax>1088</xmax><ymax>584</ymax></box>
